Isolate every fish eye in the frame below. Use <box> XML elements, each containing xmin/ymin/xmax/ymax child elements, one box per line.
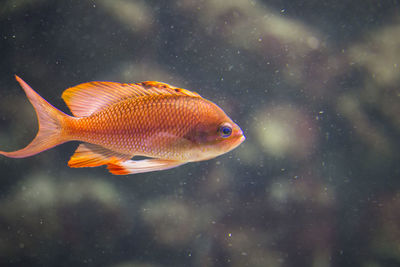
<box><xmin>219</xmin><ymin>123</ymin><xmax>232</xmax><ymax>138</ymax></box>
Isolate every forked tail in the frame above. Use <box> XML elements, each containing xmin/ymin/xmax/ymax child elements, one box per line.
<box><xmin>0</xmin><ymin>76</ymin><xmax>70</xmax><ymax>158</ymax></box>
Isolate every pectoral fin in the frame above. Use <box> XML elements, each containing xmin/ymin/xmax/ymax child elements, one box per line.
<box><xmin>107</xmin><ymin>158</ymin><xmax>185</xmax><ymax>175</ymax></box>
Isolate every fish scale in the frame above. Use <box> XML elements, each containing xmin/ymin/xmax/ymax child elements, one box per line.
<box><xmin>66</xmin><ymin>96</ymin><xmax>206</xmax><ymax>160</ymax></box>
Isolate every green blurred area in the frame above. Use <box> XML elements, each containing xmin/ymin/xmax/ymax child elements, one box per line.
<box><xmin>0</xmin><ymin>0</ymin><xmax>400</xmax><ymax>266</ymax></box>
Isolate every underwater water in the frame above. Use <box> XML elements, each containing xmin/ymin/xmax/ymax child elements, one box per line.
<box><xmin>1</xmin><ymin>0</ymin><xmax>400</xmax><ymax>266</ymax></box>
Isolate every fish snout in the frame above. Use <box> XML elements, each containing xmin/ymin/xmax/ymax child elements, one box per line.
<box><xmin>232</xmin><ymin>128</ymin><xmax>245</xmax><ymax>146</ymax></box>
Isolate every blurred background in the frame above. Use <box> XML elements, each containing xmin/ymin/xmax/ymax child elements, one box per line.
<box><xmin>0</xmin><ymin>0</ymin><xmax>400</xmax><ymax>266</ymax></box>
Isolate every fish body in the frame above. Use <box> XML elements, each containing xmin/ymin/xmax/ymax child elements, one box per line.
<box><xmin>0</xmin><ymin>76</ymin><xmax>245</xmax><ymax>175</ymax></box>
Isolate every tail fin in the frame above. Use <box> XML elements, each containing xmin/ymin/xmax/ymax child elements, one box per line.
<box><xmin>0</xmin><ymin>76</ymin><xmax>70</xmax><ymax>158</ymax></box>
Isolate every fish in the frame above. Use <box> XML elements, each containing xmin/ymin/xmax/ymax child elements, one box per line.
<box><xmin>0</xmin><ymin>76</ymin><xmax>245</xmax><ymax>175</ymax></box>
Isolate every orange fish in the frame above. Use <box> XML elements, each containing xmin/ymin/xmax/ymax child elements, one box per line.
<box><xmin>0</xmin><ymin>76</ymin><xmax>245</xmax><ymax>175</ymax></box>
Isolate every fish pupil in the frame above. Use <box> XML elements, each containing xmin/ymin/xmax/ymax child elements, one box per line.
<box><xmin>220</xmin><ymin>125</ymin><xmax>232</xmax><ymax>138</ymax></box>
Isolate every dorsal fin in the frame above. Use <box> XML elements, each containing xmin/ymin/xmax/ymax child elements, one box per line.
<box><xmin>62</xmin><ymin>81</ymin><xmax>202</xmax><ymax>117</ymax></box>
<box><xmin>138</xmin><ymin>81</ymin><xmax>202</xmax><ymax>98</ymax></box>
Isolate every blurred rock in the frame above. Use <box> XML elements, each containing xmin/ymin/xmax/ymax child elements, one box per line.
<box><xmin>141</xmin><ymin>198</ymin><xmax>199</xmax><ymax>246</ymax></box>
<box><xmin>222</xmin><ymin>227</ymin><xmax>284</xmax><ymax>267</ymax></box>
<box><xmin>253</xmin><ymin>104</ymin><xmax>317</xmax><ymax>159</ymax></box>
<box><xmin>97</xmin><ymin>0</ymin><xmax>154</xmax><ymax>32</ymax></box>
<box><xmin>0</xmin><ymin>0</ymin><xmax>47</xmax><ymax>17</ymax></box>
<box><xmin>349</xmin><ymin>22</ymin><xmax>400</xmax><ymax>87</ymax></box>
<box><xmin>371</xmin><ymin>192</ymin><xmax>400</xmax><ymax>262</ymax></box>
<box><xmin>111</xmin><ymin>262</ymin><xmax>161</xmax><ymax>267</ymax></box>
<box><xmin>0</xmin><ymin>172</ymin><xmax>133</xmax><ymax>264</ymax></box>
<box><xmin>337</xmin><ymin>93</ymin><xmax>392</xmax><ymax>155</ymax></box>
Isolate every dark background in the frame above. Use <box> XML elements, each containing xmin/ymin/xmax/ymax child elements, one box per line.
<box><xmin>1</xmin><ymin>0</ymin><xmax>400</xmax><ymax>266</ymax></box>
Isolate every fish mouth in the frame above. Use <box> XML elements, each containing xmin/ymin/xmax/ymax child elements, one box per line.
<box><xmin>231</xmin><ymin>133</ymin><xmax>245</xmax><ymax>149</ymax></box>
<box><xmin>237</xmin><ymin>134</ymin><xmax>246</xmax><ymax>146</ymax></box>
<box><xmin>235</xmin><ymin>129</ymin><xmax>246</xmax><ymax>143</ymax></box>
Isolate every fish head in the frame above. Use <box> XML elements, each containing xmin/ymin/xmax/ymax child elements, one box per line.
<box><xmin>185</xmin><ymin>105</ymin><xmax>245</xmax><ymax>161</ymax></box>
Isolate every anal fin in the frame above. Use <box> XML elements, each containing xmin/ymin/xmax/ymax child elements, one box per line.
<box><xmin>107</xmin><ymin>158</ymin><xmax>185</xmax><ymax>175</ymax></box>
<box><xmin>68</xmin><ymin>143</ymin><xmax>131</xmax><ymax>168</ymax></box>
